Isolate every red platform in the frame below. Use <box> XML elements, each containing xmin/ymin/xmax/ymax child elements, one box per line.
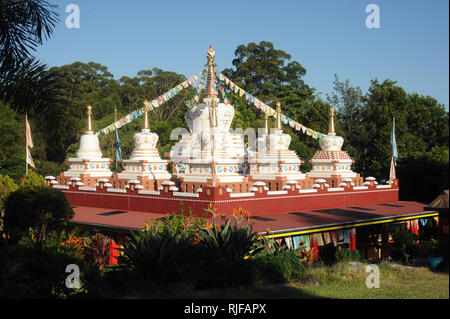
<box><xmin>55</xmin><ymin>179</ymin><xmax>399</xmax><ymax>218</ymax></box>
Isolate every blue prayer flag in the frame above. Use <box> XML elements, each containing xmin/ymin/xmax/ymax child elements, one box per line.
<box><xmin>115</xmin><ymin>129</ymin><xmax>122</xmax><ymax>161</ymax></box>
<box><xmin>390</xmin><ymin>117</ymin><xmax>398</xmax><ymax>161</ymax></box>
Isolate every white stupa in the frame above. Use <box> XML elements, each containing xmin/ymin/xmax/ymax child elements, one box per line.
<box><xmin>58</xmin><ymin>105</ymin><xmax>112</xmax><ymax>187</ymax></box>
<box><xmin>248</xmin><ymin>103</ymin><xmax>306</xmax><ymax>189</ymax></box>
<box><xmin>307</xmin><ymin>106</ymin><xmax>362</xmax><ymax>187</ymax></box>
<box><xmin>170</xmin><ymin>46</ymin><xmax>246</xmax><ymax>191</ymax></box>
<box><xmin>115</xmin><ymin>103</ymin><xmax>171</xmax><ymax>190</ymax></box>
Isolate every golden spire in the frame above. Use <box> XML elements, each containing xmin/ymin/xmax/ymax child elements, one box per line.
<box><xmin>264</xmin><ymin>112</ymin><xmax>269</xmax><ymax>135</ymax></box>
<box><xmin>87</xmin><ymin>105</ymin><xmax>93</xmax><ymax>133</ymax></box>
<box><xmin>328</xmin><ymin>106</ymin><xmax>336</xmax><ymax>135</ymax></box>
<box><xmin>276</xmin><ymin>102</ymin><xmax>282</xmax><ymax>130</ymax></box>
<box><xmin>143</xmin><ymin>101</ymin><xmax>149</xmax><ymax>130</ymax></box>
<box><xmin>205</xmin><ymin>46</ymin><xmax>217</xmax><ymax>98</ymax></box>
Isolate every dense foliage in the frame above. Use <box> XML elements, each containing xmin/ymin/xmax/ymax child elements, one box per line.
<box><xmin>335</xmin><ymin>248</ymin><xmax>361</xmax><ymax>263</ymax></box>
<box><xmin>3</xmin><ymin>185</ymin><xmax>74</xmax><ymax>243</ymax></box>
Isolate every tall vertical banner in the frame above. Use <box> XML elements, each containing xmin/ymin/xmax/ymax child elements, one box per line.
<box><xmin>390</xmin><ymin>117</ymin><xmax>398</xmax><ymax>162</ymax></box>
<box><xmin>389</xmin><ymin>117</ymin><xmax>397</xmax><ymax>181</ymax></box>
<box><xmin>25</xmin><ymin>114</ymin><xmax>35</xmax><ymax>170</ymax></box>
<box><xmin>25</xmin><ymin>114</ymin><xmax>34</xmax><ymax>148</ymax></box>
<box><xmin>115</xmin><ymin>129</ymin><xmax>122</xmax><ymax>161</ymax></box>
<box><xmin>26</xmin><ymin>146</ymin><xmax>35</xmax><ymax>169</ymax></box>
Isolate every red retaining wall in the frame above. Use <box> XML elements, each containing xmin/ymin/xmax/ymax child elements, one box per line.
<box><xmin>56</xmin><ymin>180</ymin><xmax>399</xmax><ymax>217</ymax></box>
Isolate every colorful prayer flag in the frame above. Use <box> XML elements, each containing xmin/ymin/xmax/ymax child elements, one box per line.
<box><xmin>25</xmin><ymin>114</ymin><xmax>33</xmax><ymax>148</ymax></box>
<box><xmin>390</xmin><ymin>117</ymin><xmax>398</xmax><ymax>161</ymax></box>
<box><xmin>26</xmin><ymin>146</ymin><xmax>35</xmax><ymax>168</ymax></box>
<box><xmin>389</xmin><ymin>156</ymin><xmax>396</xmax><ymax>180</ymax></box>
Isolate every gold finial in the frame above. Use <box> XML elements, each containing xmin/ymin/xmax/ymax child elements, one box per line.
<box><xmin>264</xmin><ymin>112</ymin><xmax>269</xmax><ymax>135</ymax></box>
<box><xmin>276</xmin><ymin>101</ymin><xmax>282</xmax><ymax>130</ymax></box>
<box><xmin>328</xmin><ymin>106</ymin><xmax>336</xmax><ymax>135</ymax></box>
<box><xmin>143</xmin><ymin>100</ymin><xmax>149</xmax><ymax>130</ymax></box>
<box><xmin>87</xmin><ymin>105</ymin><xmax>93</xmax><ymax>132</ymax></box>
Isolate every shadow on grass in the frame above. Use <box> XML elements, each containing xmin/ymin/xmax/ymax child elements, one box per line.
<box><xmin>123</xmin><ymin>283</ymin><xmax>331</xmax><ymax>299</ymax></box>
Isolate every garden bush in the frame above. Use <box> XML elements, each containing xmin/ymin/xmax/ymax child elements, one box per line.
<box><xmin>118</xmin><ymin>226</ymin><xmax>202</xmax><ymax>285</ymax></box>
<box><xmin>3</xmin><ymin>186</ymin><xmax>74</xmax><ymax>244</ymax></box>
<box><xmin>386</xmin><ymin>231</ymin><xmax>420</xmax><ymax>262</ymax></box>
<box><xmin>198</xmin><ymin>207</ymin><xmax>263</xmax><ymax>263</ymax></box>
<box><xmin>185</xmin><ymin>258</ymin><xmax>261</xmax><ymax>289</ymax></box>
<box><xmin>417</xmin><ymin>239</ymin><xmax>439</xmax><ymax>258</ymax></box>
<box><xmin>335</xmin><ymin>248</ymin><xmax>361</xmax><ymax>263</ymax></box>
<box><xmin>254</xmin><ymin>250</ymin><xmax>306</xmax><ymax>283</ymax></box>
<box><xmin>0</xmin><ymin>243</ymin><xmax>82</xmax><ymax>298</ymax></box>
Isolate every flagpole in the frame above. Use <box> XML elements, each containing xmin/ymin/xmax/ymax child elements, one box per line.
<box><xmin>114</xmin><ymin>107</ymin><xmax>118</xmax><ymax>172</ymax></box>
<box><xmin>25</xmin><ymin>114</ymin><xmax>28</xmax><ymax>175</ymax></box>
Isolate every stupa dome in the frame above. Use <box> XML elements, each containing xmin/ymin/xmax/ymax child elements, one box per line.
<box><xmin>76</xmin><ymin>132</ymin><xmax>103</xmax><ymax>159</ymax></box>
<box><xmin>319</xmin><ymin>134</ymin><xmax>344</xmax><ymax>151</ymax></box>
<box><xmin>130</xmin><ymin>129</ymin><xmax>159</xmax><ymax>158</ymax></box>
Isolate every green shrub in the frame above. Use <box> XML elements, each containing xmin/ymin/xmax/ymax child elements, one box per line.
<box><xmin>198</xmin><ymin>213</ymin><xmax>263</xmax><ymax>263</ymax></box>
<box><xmin>254</xmin><ymin>250</ymin><xmax>306</xmax><ymax>283</ymax></box>
<box><xmin>417</xmin><ymin>239</ymin><xmax>439</xmax><ymax>258</ymax></box>
<box><xmin>118</xmin><ymin>226</ymin><xmax>201</xmax><ymax>285</ymax></box>
<box><xmin>386</xmin><ymin>231</ymin><xmax>420</xmax><ymax>262</ymax></box>
<box><xmin>335</xmin><ymin>248</ymin><xmax>361</xmax><ymax>263</ymax></box>
<box><xmin>151</xmin><ymin>211</ymin><xmax>206</xmax><ymax>237</ymax></box>
<box><xmin>186</xmin><ymin>258</ymin><xmax>261</xmax><ymax>289</ymax></box>
<box><xmin>261</xmin><ymin>237</ymin><xmax>288</xmax><ymax>255</ymax></box>
<box><xmin>3</xmin><ymin>186</ymin><xmax>74</xmax><ymax>244</ymax></box>
<box><xmin>0</xmin><ymin>243</ymin><xmax>82</xmax><ymax>298</ymax></box>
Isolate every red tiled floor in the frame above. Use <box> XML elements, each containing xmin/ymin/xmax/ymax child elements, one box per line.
<box><xmin>71</xmin><ymin>201</ymin><xmax>434</xmax><ymax>234</ymax></box>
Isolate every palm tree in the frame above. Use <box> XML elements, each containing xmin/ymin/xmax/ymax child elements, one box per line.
<box><xmin>0</xmin><ymin>0</ymin><xmax>59</xmax><ymax>113</ymax></box>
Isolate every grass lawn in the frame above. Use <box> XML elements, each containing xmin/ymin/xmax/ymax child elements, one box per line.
<box><xmin>147</xmin><ymin>261</ymin><xmax>449</xmax><ymax>299</ymax></box>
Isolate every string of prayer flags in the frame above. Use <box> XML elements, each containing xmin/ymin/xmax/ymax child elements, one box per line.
<box><xmin>97</xmin><ymin>69</ymin><xmax>205</xmax><ymax>136</ymax></box>
<box><xmin>218</xmin><ymin>72</ymin><xmax>326</xmax><ymax>140</ymax></box>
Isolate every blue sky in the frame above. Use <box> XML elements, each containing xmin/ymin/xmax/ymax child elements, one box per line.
<box><xmin>35</xmin><ymin>0</ymin><xmax>449</xmax><ymax>109</ymax></box>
